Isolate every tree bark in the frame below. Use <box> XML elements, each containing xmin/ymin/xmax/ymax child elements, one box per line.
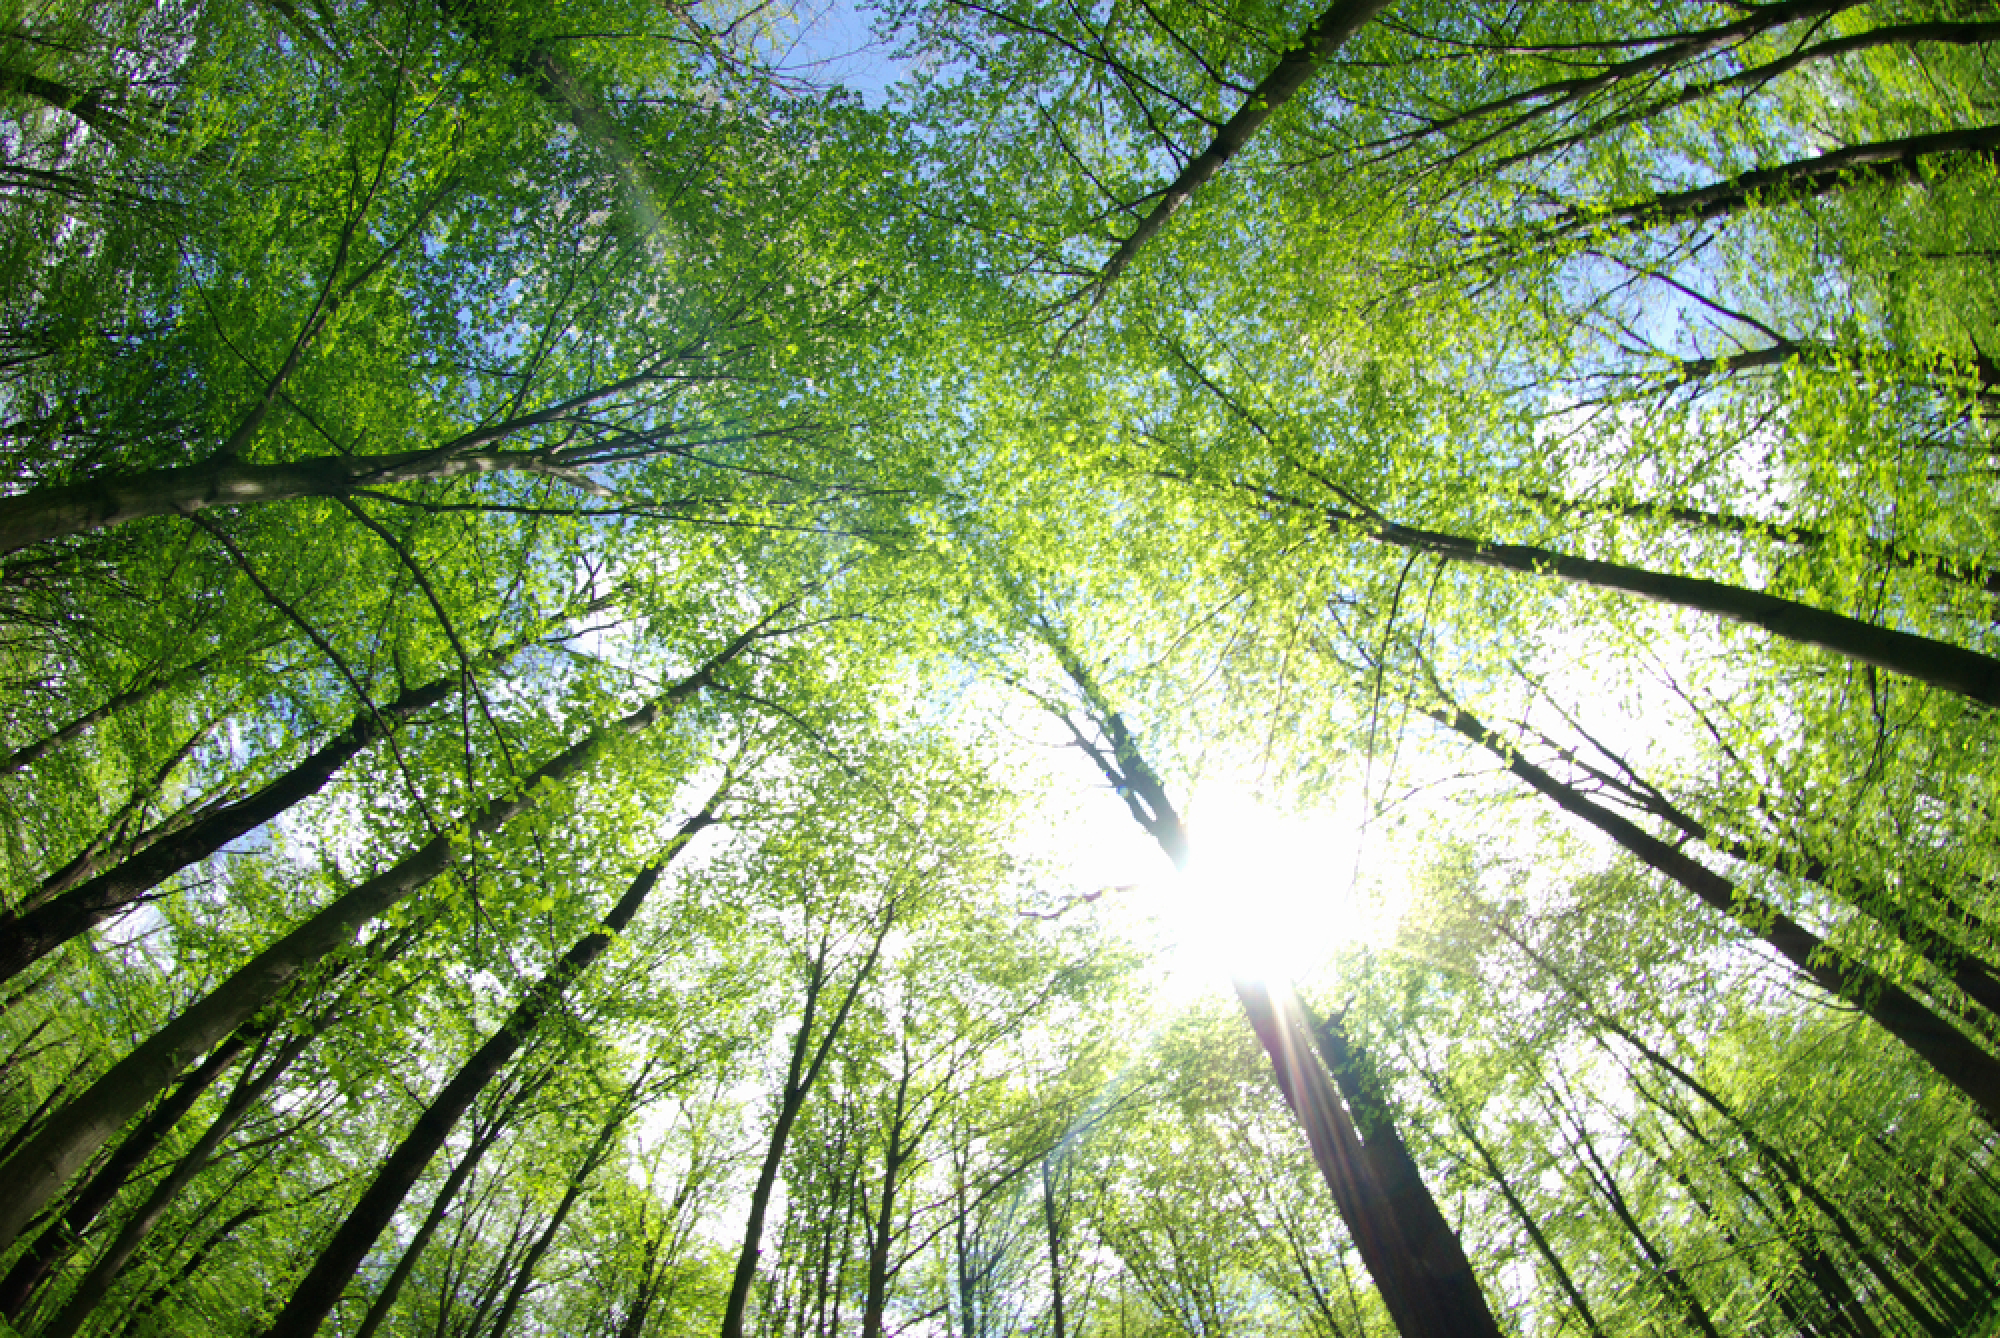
<box><xmin>1236</xmin><ymin>981</ymin><xmax>1503</xmax><ymax>1338</ymax></box>
<box><xmin>112</xmin><ymin>1203</ymin><xmax>269</xmax><ymax>1337</ymax></box>
<box><xmin>348</xmin><ymin>1118</ymin><xmax>508</xmax><ymax>1338</ymax></box>
<box><xmin>1545</xmin><ymin>123</ymin><xmax>2000</xmax><ymax>240</ymax></box>
<box><xmin>0</xmin><ymin>67</ymin><xmax>129</xmax><ymax>140</ymax></box>
<box><xmin>0</xmin><ymin>602</ymin><xmax>592</xmax><ymax>982</ymax></box>
<box><xmin>1492</xmin><ymin>18</ymin><xmax>2000</xmax><ymax>176</ymax></box>
<box><xmin>0</xmin><ymin>369</ymin><xmax>661</xmax><ymax>555</ymax></box>
<box><xmin>719</xmin><ymin>916</ymin><xmax>894</xmax><ymax>1338</ymax></box>
<box><xmin>1304</xmin><ymin>1004</ymin><xmax>1499</xmax><ymax>1336</ymax></box>
<box><xmin>0</xmin><ymin>619</ymin><xmax>762</xmax><ymax>1257</ymax></box>
<box><xmin>0</xmin><ymin>655</ymin><xmax>216</xmax><ymax>777</ymax></box>
<box><xmin>1626</xmin><ymin>1069</ymin><xmax>1882</xmax><ymax>1338</ymax></box>
<box><xmin>37</xmin><ymin>1026</ymin><xmax>316</xmax><ymax>1338</ymax></box>
<box><xmin>1431</xmin><ymin>698</ymin><xmax>2000</xmax><ymax>1129</ymax></box>
<box><xmin>1434</xmin><ymin>1087</ymin><xmax>1606</xmax><ymax>1337</ymax></box>
<box><xmin>1522</xmin><ymin>484</ymin><xmax>2000</xmax><ymax>598</ymax></box>
<box><xmin>1095</xmin><ymin>0</ymin><xmax>1391</xmax><ymax>290</ymax></box>
<box><xmin>859</xmin><ymin>1145</ymin><xmax>905</xmax><ymax>1338</ymax></box>
<box><xmin>1557</xmin><ymin>1097</ymin><xmax>1723</xmax><ymax>1338</ymax></box>
<box><xmin>1305</xmin><ymin>498</ymin><xmax>2000</xmax><ymax>707</ymax></box>
<box><xmin>1041</xmin><ymin>1157</ymin><xmax>1067</xmax><ymax>1338</ymax></box>
<box><xmin>259</xmin><ymin>805</ymin><xmax>715</xmax><ymax>1338</ymax></box>
<box><xmin>1028</xmin><ymin>614</ymin><xmax>1503</xmax><ymax>1338</ymax></box>
<box><xmin>0</xmin><ymin>1027</ymin><xmax>250</xmax><ymax>1320</ymax></box>
<box><xmin>1506</xmin><ymin>919</ymin><xmax>1941</xmax><ymax>1338</ymax></box>
<box><xmin>860</xmin><ymin>1052</ymin><xmax>917</xmax><ymax>1338</ymax></box>
<box><xmin>0</xmin><ymin>677</ymin><xmax>453</xmax><ymax>983</ymax></box>
<box><xmin>482</xmin><ymin>1063</ymin><xmax>658</xmax><ymax>1338</ymax></box>
<box><xmin>1495</xmin><ymin>708</ymin><xmax>2000</xmax><ymax>1016</ymax></box>
<box><xmin>1381</xmin><ymin>0</ymin><xmax>1862</xmax><ymax>168</ymax></box>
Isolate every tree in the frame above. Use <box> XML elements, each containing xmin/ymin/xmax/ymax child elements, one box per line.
<box><xmin>10</xmin><ymin>2</ymin><xmax>2000</xmax><ymax>1334</ymax></box>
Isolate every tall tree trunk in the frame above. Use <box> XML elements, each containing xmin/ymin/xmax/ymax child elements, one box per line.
<box><xmin>1504</xmin><ymin>917</ymin><xmax>1945</xmax><ymax>1338</ymax></box>
<box><xmin>1543</xmin><ymin>123</ymin><xmax>2000</xmax><ymax>240</ymax></box>
<box><xmin>0</xmin><ymin>615</ymin><xmax>768</xmax><ymax>1258</ymax></box>
<box><xmin>1618</xmin><ymin>1064</ymin><xmax>1881</xmax><ymax>1338</ymax></box>
<box><xmin>612</xmin><ymin>1216</ymin><xmax>666</xmax><ymax>1338</ymax></box>
<box><xmin>0</xmin><ymin>369</ymin><xmax>660</xmax><ymax>555</ymax></box>
<box><xmin>111</xmin><ymin>1203</ymin><xmax>269</xmax><ymax>1337</ymax></box>
<box><xmin>348</xmin><ymin>1117</ymin><xmax>510</xmax><ymax>1338</ymax></box>
<box><xmin>1522</xmin><ymin>484</ymin><xmax>2000</xmax><ymax>597</ymax></box>
<box><xmin>0</xmin><ymin>679</ymin><xmax>444</xmax><ymax>983</ymax></box>
<box><xmin>1042</xmin><ymin>1156</ymin><xmax>1067</xmax><ymax>1338</ymax></box>
<box><xmin>1022</xmin><ymin>613</ymin><xmax>1503</xmax><ymax>1338</ymax></box>
<box><xmin>482</xmin><ymin>1062</ymin><xmax>660</xmax><ymax>1338</ymax></box>
<box><xmin>0</xmin><ymin>654</ymin><xmax>216</xmax><ymax>777</ymax></box>
<box><xmin>858</xmin><ymin>1146</ymin><xmax>905</xmax><ymax>1338</ymax></box>
<box><xmin>1303</xmin><ymin>1004</ymin><xmax>1499</xmax><ymax>1334</ymax></box>
<box><xmin>36</xmin><ymin>1025</ymin><xmax>318</xmax><ymax>1338</ymax></box>
<box><xmin>1427</xmin><ymin>1076</ymin><xmax>1606</xmax><ymax>1338</ymax></box>
<box><xmin>0</xmin><ymin>1026</ymin><xmax>251</xmax><ymax>1320</ymax></box>
<box><xmin>1235</xmin><ymin>981</ymin><xmax>1503</xmax><ymax>1338</ymax></box>
<box><xmin>860</xmin><ymin>1055</ymin><xmax>917</xmax><ymax>1338</ymax></box>
<box><xmin>1094</xmin><ymin>0</ymin><xmax>1392</xmax><ymax>290</ymax></box>
<box><xmin>260</xmin><ymin>802</ymin><xmax>716</xmax><ymax>1338</ymax></box>
<box><xmin>719</xmin><ymin>915</ymin><xmax>895</xmax><ymax>1338</ymax></box>
<box><xmin>1497</xmin><ymin>710</ymin><xmax>2000</xmax><ymax>1015</ymax></box>
<box><xmin>1277</xmin><ymin>489</ymin><xmax>2000</xmax><ymax>708</ymax></box>
<box><xmin>1483</xmin><ymin>15</ymin><xmax>2000</xmax><ymax>175</ymax></box>
<box><xmin>455</xmin><ymin>1200</ymin><xmax>542</xmax><ymax>1338</ymax></box>
<box><xmin>0</xmin><ymin>606</ymin><xmax>588</xmax><ymax>982</ymax></box>
<box><xmin>1427</xmin><ymin>697</ymin><xmax>2000</xmax><ymax>1128</ymax></box>
<box><xmin>24</xmin><ymin>747</ymin><xmax>236</xmax><ymax>915</ymax></box>
<box><xmin>0</xmin><ymin>67</ymin><xmax>130</xmax><ymax>140</ymax></box>
<box><xmin>1555</xmin><ymin>1096</ymin><xmax>1723</xmax><ymax>1338</ymax></box>
<box><xmin>1415</xmin><ymin>0</ymin><xmax>1862</xmax><ymax>167</ymax></box>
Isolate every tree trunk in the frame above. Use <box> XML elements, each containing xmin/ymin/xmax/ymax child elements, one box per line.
<box><xmin>1430</xmin><ymin>698</ymin><xmax>2000</xmax><ymax>1128</ymax></box>
<box><xmin>0</xmin><ymin>655</ymin><xmax>216</xmax><ymax>777</ymax></box>
<box><xmin>112</xmin><ymin>1203</ymin><xmax>269</xmax><ymax>1337</ymax></box>
<box><xmin>719</xmin><ymin>917</ymin><xmax>894</xmax><ymax>1338</ymax></box>
<box><xmin>482</xmin><ymin>1063</ymin><xmax>658</xmax><ymax>1338</ymax></box>
<box><xmin>1546</xmin><ymin>123</ymin><xmax>2000</xmax><ymax>240</ymax></box>
<box><xmin>1497</xmin><ymin>712</ymin><xmax>2000</xmax><ymax>1016</ymax></box>
<box><xmin>1042</xmin><ymin>1157</ymin><xmax>1067</xmax><ymax>1338</ymax></box>
<box><xmin>0</xmin><ymin>607</ymin><xmax>585</xmax><ymax>982</ymax></box>
<box><xmin>1558</xmin><ymin>1098</ymin><xmax>1724</xmax><ymax>1338</ymax></box>
<box><xmin>1236</xmin><ymin>980</ymin><xmax>1504</xmax><ymax>1338</ymax></box>
<box><xmin>0</xmin><ymin>677</ymin><xmax>449</xmax><ymax>983</ymax></box>
<box><xmin>1523</xmin><ymin>484</ymin><xmax>2000</xmax><ymax>597</ymax></box>
<box><xmin>1486</xmin><ymin>16</ymin><xmax>2000</xmax><ymax>176</ymax></box>
<box><xmin>0</xmin><ymin>1025</ymin><xmax>251</xmax><ymax>1320</ymax></box>
<box><xmin>348</xmin><ymin>1118</ymin><xmax>509</xmax><ymax>1338</ymax></box>
<box><xmin>1094</xmin><ymin>0</ymin><xmax>1392</xmax><ymax>290</ymax></box>
<box><xmin>1618</xmin><ymin>1062</ymin><xmax>1881</xmax><ymax>1338</ymax></box>
<box><xmin>259</xmin><ymin>804</ymin><xmax>715</xmax><ymax>1338</ymax></box>
<box><xmin>859</xmin><ymin>1146</ymin><xmax>905</xmax><ymax>1338</ymax></box>
<box><xmin>1026</xmin><ymin>614</ymin><xmax>1503</xmax><ymax>1338</ymax></box>
<box><xmin>860</xmin><ymin>1057</ymin><xmax>916</xmax><ymax>1338</ymax></box>
<box><xmin>1300</xmin><ymin>497</ymin><xmax>2000</xmax><ymax>708</ymax></box>
<box><xmin>612</xmin><ymin>1218</ymin><xmax>665</xmax><ymax>1338</ymax></box>
<box><xmin>0</xmin><ymin>370</ymin><xmax>659</xmax><ymax>555</ymax></box>
<box><xmin>37</xmin><ymin>1026</ymin><xmax>316</xmax><ymax>1338</ymax></box>
<box><xmin>0</xmin><ymin>67</ymin><xmax>129</xmax><ymax>139</ymax></box>
<box><xmin>1506</xmin><ymin>919</ymin><xmax>1944</xmax><ymax>1338</ymax></box>
<box><xmin>0</xmin><ymin>619</ymin><xmax>762</xmax><ymax>1257</ymax></box>
<box><xmin>1302</xmin><ymin>1005</ymin><xmax>1491</xmax><ymax>1326</ymax></box>
<box><xmin>1433</xmin><ymin>1086</ymin><xmax>1606</xmax><ymax>1337</ymax></box>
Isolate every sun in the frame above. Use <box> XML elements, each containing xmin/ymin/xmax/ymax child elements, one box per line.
<box><xmin>1150</xmin><ymin>785</ymin><xmax>1395</xmax><ymax>999</ymax></box>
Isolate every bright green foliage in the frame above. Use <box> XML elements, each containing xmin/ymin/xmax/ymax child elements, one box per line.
<box><xmin>6</xmin><ymin>1</ymin><xmax>2000</xmax><ymax>1336</ymax></box>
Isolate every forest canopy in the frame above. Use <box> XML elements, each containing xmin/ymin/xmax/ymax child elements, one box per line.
<box><xmin>3</xmin><ymin>0</ymin><xmax>2000</xmax><ymax>1334</ymax></box>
